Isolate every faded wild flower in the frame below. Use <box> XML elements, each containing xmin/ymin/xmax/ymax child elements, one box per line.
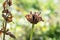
<box><xmin>25</xmin><ymin>11</ymin><xmax>44</xmax><ymax>24</ymax></box>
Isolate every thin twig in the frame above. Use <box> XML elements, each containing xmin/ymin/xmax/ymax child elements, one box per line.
<box><xmin>3</xmin><ymin>21</ymin><xmax>7</xmax><ymax>40</ymax></box>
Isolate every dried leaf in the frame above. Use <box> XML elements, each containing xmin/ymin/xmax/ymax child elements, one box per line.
<box><xmin>6</xmin><ymin>32</ymin><xmax>16</xmax><ymax>39</ymax></box>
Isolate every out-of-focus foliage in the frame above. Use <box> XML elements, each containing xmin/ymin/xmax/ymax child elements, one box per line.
<box><xmin>0</xmin><ymin>0</ymin><xmax>60</xmax><ymax>40</ymax></box>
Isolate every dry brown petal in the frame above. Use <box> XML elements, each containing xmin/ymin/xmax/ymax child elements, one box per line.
<box><xmin>38</xmin><ymin>17</ymin><xmax>44</xmax><ymax>22</ymax></box>
<box><xmin>25</xmin><ymin>14</ymin><xmax>33</xmax><ymax>23</ymax></box>
<box><xmin>30</xmin><ymin>11</ymin><xmax>32</xmax><ymax>14</ymax></box>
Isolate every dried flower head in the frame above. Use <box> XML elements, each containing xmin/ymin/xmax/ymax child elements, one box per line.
<box><xmin>2</xmin><ymin>11</ymin><xmax>12</xmax><ymax>22</ymax></box>
<box><xmin>25</xmin><ymin>11</ymin><xmax>44</xmax><ymax>24</ymax></box>
<box><xmin>2</xmin><ymin>9</ymin><xmax>9</xmax><ymax>13</ymax></box>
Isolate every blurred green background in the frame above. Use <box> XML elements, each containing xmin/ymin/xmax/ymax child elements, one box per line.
<box><xmin>0</xmin><ymin>0</ymin><xmax>60</xmax><ymax>40</ymax></box>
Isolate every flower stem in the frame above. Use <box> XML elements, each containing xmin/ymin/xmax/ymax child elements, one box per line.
<box><xmin>30</xmin><ymin>24</ymin><xmax>34</xmax><ymax>40</ymax></box>
<box><xmin>3</xmin><ymin>21</ymin><xmax>7</xmax><ymax>40</ymax></box>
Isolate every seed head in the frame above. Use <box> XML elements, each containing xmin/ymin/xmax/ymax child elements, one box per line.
<box><xmin>25</xmin><ymin>11</ymin><xmax>44</xmax><ymax>24</ymax></box>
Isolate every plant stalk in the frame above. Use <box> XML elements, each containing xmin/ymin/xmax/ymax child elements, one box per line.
<box><xmin>30</xmin><ymin>24</ymin><xmax>34</xmax><ymax>40</ymax></box>
<box><xmin>3</xmin><ymin>21</ymin><xmax>7</xmax><ymax>40</ymax></box>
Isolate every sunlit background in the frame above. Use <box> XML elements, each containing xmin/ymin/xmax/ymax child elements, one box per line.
<box><xmin>0</xmin><ymin>0</ymin><xmax>60</xmax><ymax>40</ymax></box>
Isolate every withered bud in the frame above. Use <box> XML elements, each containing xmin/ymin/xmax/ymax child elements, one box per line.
<box><xmin>25</xmin><ymin>11</ymin><xmax>44</xmax><ymax>24</ymax></box>
<box><xmin>6</xmin><ymin>32</ymin><xmax>16</xmax><ymax>39</ymax></box>
<box><xmin>8</xmin><ymin>0</ymin><xmax>12</xmax><ymax>6</ymax></box>
<box><xmin>3</xmin><ymin>1</ymin><xmax>7</xmax><ymax>10</ymax></box>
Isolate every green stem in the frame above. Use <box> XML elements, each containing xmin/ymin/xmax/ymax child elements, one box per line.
<box><xmin>3</xmin><ymin>21</ymin><xmax>7</xmax><ymax>40</ymax></box>
<box><xmin>30</xmin><ymin>24</ymin><xmax>34</xmax><ymax>40</ymax></box>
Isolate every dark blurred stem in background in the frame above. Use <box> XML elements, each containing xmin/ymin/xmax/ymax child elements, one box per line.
<box><xmin>30</xmin><ymin>24</ymin><xmax>34</xmax><ymax>40</ymax></box>
<box><xmin>3</xmin><ymin>21</ymin><xmax>7</xmax><ymax>40</ymax></box>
